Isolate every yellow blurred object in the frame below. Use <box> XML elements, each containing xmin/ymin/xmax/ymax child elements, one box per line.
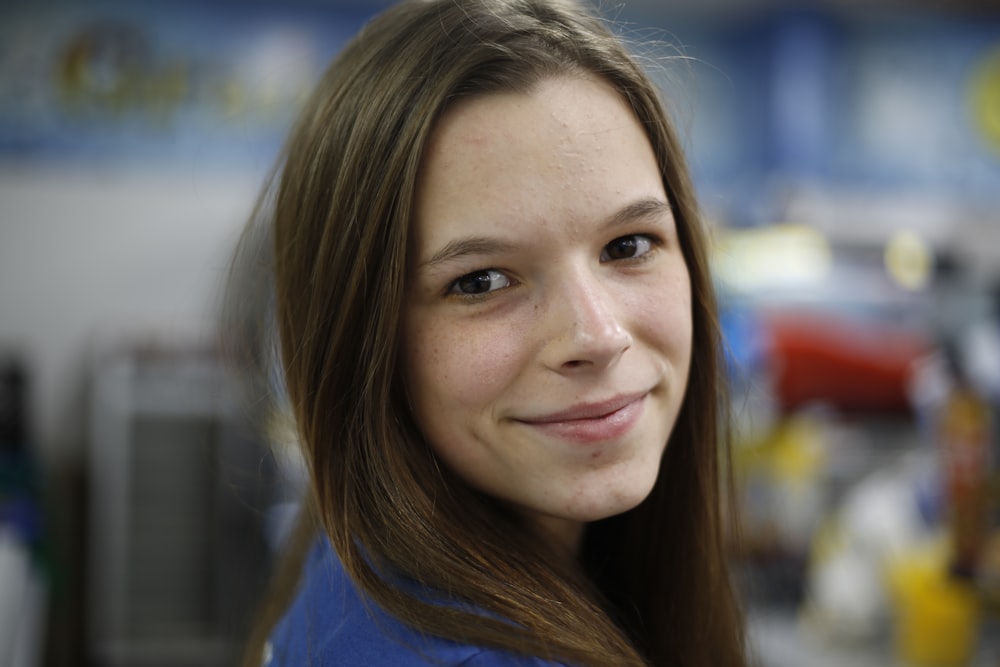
<box><xmin>887</xmin><ymin>544</ymin><xmax>980</xmax><ymax>666</ymax></box>
<box><xmin>969</xmin><ymin>44</ymin><xmax>1000</xmax><ymax>156</ymax></box>
<box><xmin>733</xmin><ymin>414</ymin><xmax>828</xmax><ymax>558</ymax></box>
<box><xmin>884</xmin><ymin>230</ymin><xmax>932</xmax><ymax>292</ymax></box>
<box><xmin>736</xmin><ymin>414</ymin><xmax>827</xmax><ymax>482</ymax></box>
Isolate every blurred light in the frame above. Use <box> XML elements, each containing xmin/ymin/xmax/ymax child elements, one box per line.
<box><xmin>715</xmin><ymin>224</ymin><xmax>833</xmax><ymax>294</ymax></box>
<box><xmin>884</xmin><ymin>230</ymin><xmax>932</xmax><ymax>291</ymax></box>
<box><xmin>969</xmin><ymin>44</ymin><xmax>1000</xmax><ymax>157</ymax></box>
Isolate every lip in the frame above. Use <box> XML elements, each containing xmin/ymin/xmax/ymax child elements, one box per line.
<box><xmin>515</xmin><ymin>392</ymin><xmax>648</xmax><ymax>444</ymax></box>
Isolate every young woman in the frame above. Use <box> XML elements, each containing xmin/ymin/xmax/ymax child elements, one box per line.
<box><xmin>237</xmin><ymin>0</ymin><xmax>747</xmax><ymax>664</ymax></box>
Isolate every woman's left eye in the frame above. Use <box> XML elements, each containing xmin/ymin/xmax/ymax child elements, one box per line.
<box><xmin>447</xmin><ymin>269</ymin><xmax>512</xmax><ymax>296</ymax></box>
<box><xmin>600</xmin><ymin>234</ymin><xmax>654</xmax><ymax>262</ymax></box>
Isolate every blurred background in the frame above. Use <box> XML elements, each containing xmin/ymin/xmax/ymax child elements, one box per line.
<box><xmin>1</xmin><ymin>0</ymin><xmax>999</xmax><ymax>665</ymax></box>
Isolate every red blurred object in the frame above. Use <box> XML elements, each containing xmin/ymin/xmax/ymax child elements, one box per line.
<box><xmin>763</xmin><ymin>312</ymin><xmax>931</xmax><ymax>414</ymax></box>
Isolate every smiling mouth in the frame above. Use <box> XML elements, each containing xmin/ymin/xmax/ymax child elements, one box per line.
<box><xmin>516</xmin><ymin>392</ymin><xmax>648</xmax><ymax>444</ymax></box>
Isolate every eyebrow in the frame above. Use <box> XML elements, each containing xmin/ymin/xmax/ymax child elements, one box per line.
<box><xmin>603</xmin><ymin>197</ymin><xmax>672</xmax><ymax>231</ymax></box>
<box><xmin>421</xmin><ymin>236</ymin><xmax>520</xmax><ymax>270</ymax></box>
<box><xmin>419</xmin><ymin>197</ymin><xmax>672</xmax><ymax>270</ymax></box>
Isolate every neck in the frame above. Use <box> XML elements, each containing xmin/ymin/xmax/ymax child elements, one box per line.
<box><xmin>531</xmin><ymin>515</ymin><xmax>584</xmax><ymax>564</ymax></box>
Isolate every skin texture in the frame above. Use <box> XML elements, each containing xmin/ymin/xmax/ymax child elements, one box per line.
<box><xmin>402</xmin><ymin>75</ymin><xmax>693</xmax><ymax>557</ymax></box>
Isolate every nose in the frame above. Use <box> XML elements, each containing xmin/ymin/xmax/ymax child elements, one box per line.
<box><xmin>539</xmin><ymin>268</ymin><xmax>632</xmax><ymax>372</ymax></box>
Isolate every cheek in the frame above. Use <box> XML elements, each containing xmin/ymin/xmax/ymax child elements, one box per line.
<box><xmin>404</xmin><ymin>314</ymin><xmax>528</xmax><ymax>412</ymax></box>
<box><xmin>630</xmin><ymin>268</ymin><xmax>693</xmax><ymax>362</ymax></box>
<box><xmin>665</xmin><ymin>277</ymin><xmax>693</xmax><ymax>351</ymax></box>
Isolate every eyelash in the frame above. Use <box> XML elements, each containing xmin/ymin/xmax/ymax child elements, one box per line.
<box><xmin>600</xmin><ymin>233</ymin><xmax>659</xmax><ymax>263</ymax></box>
<box><xmin>445</xmin><ymin>233</ymin><xmax>660</xmax><ymax>299</ymax></box>
<box><xmin>446</xmin><ymin>269</ymin><xmax>513</xmax><ymax>298</ymax></box>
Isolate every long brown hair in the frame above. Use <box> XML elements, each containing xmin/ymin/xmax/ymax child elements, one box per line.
<box><xmin>247</xmin><ymin>0</ymin><xmax>745</xmax><ymax>664</ymax></box>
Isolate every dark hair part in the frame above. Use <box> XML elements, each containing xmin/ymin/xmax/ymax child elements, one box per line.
<box><xmin>246</xmin><ymin>0</ymin><xmax>745</xmax><ymax>664</ymax></box>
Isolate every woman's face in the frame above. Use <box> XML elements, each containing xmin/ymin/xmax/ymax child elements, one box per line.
<box><xmin>402</xmin><ymin>75</ymin><xmax>692</xmax><ymax>553</ymax></box>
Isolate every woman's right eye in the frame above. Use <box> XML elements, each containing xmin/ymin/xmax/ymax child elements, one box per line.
<box><xmin>448</xmin><ymin>269</ymin><xmax>511</xmax><ymax>296</ymax></box>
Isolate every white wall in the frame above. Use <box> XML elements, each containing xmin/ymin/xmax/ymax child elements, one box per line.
<box><xmin>0</xmin><ymin>164</ymin><xmax>261</xmax><ymax>470</ymax></box>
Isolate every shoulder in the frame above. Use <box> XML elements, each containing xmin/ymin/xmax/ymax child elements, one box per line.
<box><xmin>262</xmin><ymin>538</ymin><xmax>570</xmax><ymax>667</ymax></box>
<box><xmin>454</xmin><ymin>650</ymin><xmax>568</xmax><ymax>666</ymax></box>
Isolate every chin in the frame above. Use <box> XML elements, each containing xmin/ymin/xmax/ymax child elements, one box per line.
<box><xmin>570</xmin><ymin>479</ymin><xmax>658</xmax><ymax>522</ymax></box>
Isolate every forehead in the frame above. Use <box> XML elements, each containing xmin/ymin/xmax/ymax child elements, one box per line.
<box><xmin>424</xmin><ymin>74</ymin><xmax>637</xmax><ymax>169</ymax></box>
<box><xmin>412</xmin><ymin>75</ymin><xmax>665</xmax><ymax>249</ymax></box>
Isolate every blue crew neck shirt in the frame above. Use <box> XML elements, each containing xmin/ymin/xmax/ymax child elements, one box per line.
<box><xmin>263</xmin><ymin>537</ymin><xmax>571</xmax><ymax>666</ymax></box>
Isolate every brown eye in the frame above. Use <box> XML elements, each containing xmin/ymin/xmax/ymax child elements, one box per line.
<box><xmin>601</xmin><ymin>235</ymin><xmax>652</xmax><ymax>262</ymax></box>
<box><xmin>450</xmin><ymin>269</ymin><xmax>511</xmax><ymax>295</ymax></box>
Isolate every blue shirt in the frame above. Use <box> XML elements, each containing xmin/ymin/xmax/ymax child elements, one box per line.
<box><xmin>264</xmin><ymin>538</ymin><xmax>571</xmax><ymax>666</ymax></box>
